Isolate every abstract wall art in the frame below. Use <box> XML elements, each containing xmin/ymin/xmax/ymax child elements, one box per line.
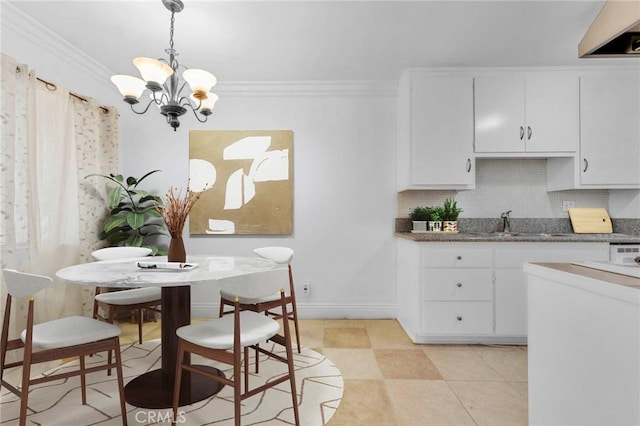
<box><xmin>188</xmin><ymin>130</ymin><xmax>293</xmax><ymax>235</ymax></box>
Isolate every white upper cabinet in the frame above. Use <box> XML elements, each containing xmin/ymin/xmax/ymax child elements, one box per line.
<box><xmin>546</xmin><ymin>68</ymin><xmax>640</xmax><ymax>190</ymax></box>
<box><xmin>397</xmin><ymin>70</ymin><xmax>475</xmax><ymax>190</ymax></box>
<box><xmin>579</xmin><ymin>70</ymin><xmax>640</xmax><ymax>186</ymax></box>
<box><xmin>474</xmin><ymin>71</ymin><xmax>579</xmax><ymax>155</ymax></box>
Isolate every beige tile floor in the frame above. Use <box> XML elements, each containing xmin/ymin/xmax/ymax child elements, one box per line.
<box><xmin>120</xmin><ymin>317</ymin><xmax>528</xmax><ymax>426</ymax></box>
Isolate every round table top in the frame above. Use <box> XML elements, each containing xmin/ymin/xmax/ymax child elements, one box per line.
<box><xmin>56</xmin><ymin>255</ymin><xmax>276</xmax><ymax>289</ymax></box>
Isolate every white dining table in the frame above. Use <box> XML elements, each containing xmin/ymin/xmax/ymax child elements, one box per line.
<box><xmin>56</xmin><ymin>255</ymin><xmax>275</xmax><ymax>409</ymax></box>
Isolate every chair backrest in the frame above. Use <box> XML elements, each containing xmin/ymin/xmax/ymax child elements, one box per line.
<box><xmin>91</xmin><ymin>246</ymin><xmax>152</xmax><ymax>261</ymax></box>
<box><xmin>253</xmin><ymin>246</ymin><xmax>294</xmax><ymax>265</ymax></box>
<box><xmin>218</xmin><ymin>268</ymin><xmax>290</xmax><ymax>300</ymax></box>
<box><xmin>3</xmin><ymin>269</ymin><xmax>52</xmax><ymax>299</ymax></box>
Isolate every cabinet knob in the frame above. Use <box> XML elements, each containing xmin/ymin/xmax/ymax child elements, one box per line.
<box><xmin>519</xmin><ymin>126</ymin><xmax>524</xmax><ymax>140</ymax></box>
<box><xmin>456</xmin><ymin>255</ymin><xmax>462</xmax><ymax>260</ymax></box>
<box><xmin>527</xmin><ymin>126</ymin><xmax>532</xmax><ymax>140</ymax></box>
<box><xmin>583</xmin><ymin>158</ymin><xmax>589</xmax><ymax>173</ymax></box>
<box><xmin>457</xmin><ymin>316</ymin><xmax>463</xmax><ymax>321</ymax></box>
<box><xmin>456</xmin><ymin>283</ymin><xmax>463</xmax><ymax>288</ymax></box>
<box><xmin>466</xmin><ymin>158</ymin><xmax>471</xmax><ymax>173</ymax></box>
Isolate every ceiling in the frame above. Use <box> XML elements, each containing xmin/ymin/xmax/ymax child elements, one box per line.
<box><xmin>7</xmin><ymin>0</ymin><xmax>618</xmax><ymax>82</ymax></box>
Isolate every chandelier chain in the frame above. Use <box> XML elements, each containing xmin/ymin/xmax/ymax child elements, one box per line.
<box><xmin>169</xmin><ymin>10</ymin><xmax>175</xmax><ymax>51</ymax></box>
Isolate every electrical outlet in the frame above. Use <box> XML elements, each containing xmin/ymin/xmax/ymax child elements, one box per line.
<box><xmin>562</xmin><ymin>200</ymin><xmax>575</xmax><ymax>212</ymax></box>
<box><xmin>302</xmin><ymin>282</ymin><xmax>311</xmax><ymax>296</ymax></box>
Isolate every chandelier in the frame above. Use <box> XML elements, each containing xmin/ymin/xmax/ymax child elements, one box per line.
<box><xmin>110</xmin><ymin>0</ymin><xmax>218</xmax><ymax>131</ymax></box>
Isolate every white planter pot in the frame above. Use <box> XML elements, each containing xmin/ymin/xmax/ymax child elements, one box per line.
<box><xmin>412</xmin><ymin>221</ymin><xmax>427</xmax><ymax>232</ymax></box>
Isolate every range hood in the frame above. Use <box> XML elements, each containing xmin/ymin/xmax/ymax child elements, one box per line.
<box><xmin>579</xmin><ymin>0</ymin><xmax>640</xmax><ymax>57</ymax></box>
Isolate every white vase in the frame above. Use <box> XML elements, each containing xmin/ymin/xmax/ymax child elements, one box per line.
<box><xmin>412</xmin><ymin>221</ymin><xmax>427</xmax><ymax>232</ymax></box>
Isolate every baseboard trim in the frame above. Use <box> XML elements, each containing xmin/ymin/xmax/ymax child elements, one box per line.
<box><xmin>191</xmin><ymin>302</ymin><xmax>398</xmax><ymax>320</ymax></box>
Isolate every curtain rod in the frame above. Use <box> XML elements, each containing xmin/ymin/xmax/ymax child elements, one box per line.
<box><xmin>35</xmin><ymin>76</ymin><xmax>110</xmax><ymax>114</ymax></box>
<box><xmin>13</xmin><ymin>64</ymin><xmax>111</xmax><ymax>114</ymax></box>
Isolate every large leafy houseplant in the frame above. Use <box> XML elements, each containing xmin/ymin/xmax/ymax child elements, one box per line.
<box><xmin>87</xmin><ymin>170</ymin><xmax>167</xmax><ymax>254</ymax></box>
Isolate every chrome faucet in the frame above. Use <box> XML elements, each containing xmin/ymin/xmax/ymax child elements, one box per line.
<box><xmin>500</xmin><ymin>210</ymin><xmax>512</xmax><ymax>233</ymax></box>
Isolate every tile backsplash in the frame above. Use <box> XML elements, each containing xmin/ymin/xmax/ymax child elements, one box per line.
<box><xmin>398</xmin><ymin>159</ymin><xmax>610</xmax><ymax>218</ymax></box>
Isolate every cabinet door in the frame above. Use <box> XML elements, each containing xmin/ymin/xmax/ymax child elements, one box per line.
<box><xmin>474</xmin><ymin>74</ymin><xmax>525</xmax><ymax>153</ymax></box>
<box><xmin>525</xmin><ymin>72</ymin><xmax>578</xmax><ymax>153</ymax></box>
<box><xmin>411</xmin><ymin>75</ymin><xmax>474</xmax><ymax>185</ymax></box>
<box><xmin>494</xmin><ymin>269</ymin><xmax>527</xmax><ymax>336</ymax></box>
<box><xmin>580</xmin><ymin>70</ymin><xmax>640</xmax><ymax>185</ymax></box>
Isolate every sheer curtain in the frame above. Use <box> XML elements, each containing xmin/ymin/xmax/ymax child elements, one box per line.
<box><xmin>0</xmin><ymin>53</ymin><xmax>118</xmax><ymax>342</ymax></box>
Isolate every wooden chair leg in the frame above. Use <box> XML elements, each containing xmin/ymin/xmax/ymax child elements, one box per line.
<box><xmin>80</xmin><ymin>355</ymin><xmax>87</xmax><ymax>405</ymax></box>
<box><xmin>291</xmin><ymin>311</ymin><xmax>301</xmax><ymax>353</ymax></box>
<box><xmin>234</xmin><ymin>348</ymin><xmax>242</xmax><ymax>426</ymax></box>
<box><xmin>243</xmin><ymin>346</ymin><xmax>249</xmax><ymax>392</ymax></box>
<box><xmin>113</xmin><ymin>338</ymin><xmax>128</xmax><ymax>426</ymax></box>
<box><xmin>172</xmin><ymin>340</ymin><xmax>185</xmax><ymax>426</ymax></box>
<box><xmin>281</xmin><ymin>308</ymin><xmax>300</xmax><ymax>425</ymax></box>
<box><xmin>106</xmin><ymin>306</ymin><xmax>116</xmax><ymax>376</ymax></box>
<box><xmin>138</xmin><ymin>308</ymin><xmax>144</xmax><ymax>344</ymax></box>
<box><xmin>19</xmin><ymin>357</ymin><xmax>31</xmax><ymax>426</ymax></box>
<box><xmin>255</xmin><ymin>343</ymin><xmax>260</xmax><ymax>374</ymax></box>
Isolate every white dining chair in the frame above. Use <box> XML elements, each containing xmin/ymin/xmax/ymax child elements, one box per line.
<box><xmin>0</xmin><ymin>269</ymin><xmax>128</xmax><ymax>426</ymax></box>
<box><xmin>91</xmin><ymin>247</ymin><xmax>162</xmax><ymax>346</ymax></box>
<box><xmin>172</xmin><ymin>268</ymin><xmax>300</xmax><ymax>426</ymax></box>
<box><xmin>219</xmin><ymin>247</ymin><xmax>301</xmax><ymax>358</ymax></box>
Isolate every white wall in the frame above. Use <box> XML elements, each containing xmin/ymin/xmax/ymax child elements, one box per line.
<box><xmin>120</xmin><ymin>86</ymin><xmax>399</xmax><ymax>318</ymax></box>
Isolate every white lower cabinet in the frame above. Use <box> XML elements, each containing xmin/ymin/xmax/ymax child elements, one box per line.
<box><xmin>397</xmin><ymin>239</ymin><xmax>610</xmax><ymax>344</ymax></box>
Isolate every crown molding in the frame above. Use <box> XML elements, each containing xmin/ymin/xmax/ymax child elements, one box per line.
<box><xmin>1</xmin><ymin>2</ymin><xmax>116</xmax><ymax>92</ymax></box>
<box><xmin>215</xmin><ymin>80</ymin><xmax>398</xmax><ymax>97</ymax></box>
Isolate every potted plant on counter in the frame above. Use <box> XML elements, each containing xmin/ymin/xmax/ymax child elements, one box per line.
<box><xmin>429</xmin><ymin>206</ymin><xmax>444</xmax><ymax>232</ymax></box>
<box><xmin>442</xmin><ymin>198</ymin><xmax>463</xmax><ymax>232</ymax></box>
<box><xmin>409</xmin><ymin>206</ymin><xmax>431</xmax><ymax>232</ymax></box>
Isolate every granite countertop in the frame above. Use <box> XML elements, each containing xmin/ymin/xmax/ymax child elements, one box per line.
<box><xmin>395</xmin><ymin>217</ymin><xmax>640</xmax><ymax>243</ymax></box>
<box><xmin>395</xmin><ymin>231</ymin><xmax>640</xmax><ymax>243</ymax></box>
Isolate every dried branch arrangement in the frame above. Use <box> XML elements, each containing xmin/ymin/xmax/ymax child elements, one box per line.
<box><xmin>158</xmin><ymin>186</ymin><xmax>202</xmax><ymax>237</ymax></box>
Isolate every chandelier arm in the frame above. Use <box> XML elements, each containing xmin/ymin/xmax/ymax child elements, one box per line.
<box><xmin>129</xmin><ymin>98</ymin><xmax>157</xmax><ymax>115</ymax></box>
<box><xmin>154</xmin><ymin>90</ymin><xmax>170</xmax><ymax>105</ymax></box>
<box><xmin>178</xmin><ymin>95</ymin><xmax>200</xmax><ymax>109</ymax></box>
<box><xmin>184</xmin><ymin>101</ymin><xmax>208</xmax><ymax>123</ymax></box>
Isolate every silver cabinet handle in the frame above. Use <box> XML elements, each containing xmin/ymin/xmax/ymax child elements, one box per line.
<box><xmin>527</xmin><ymin>126</ymin><xmax>532</xmax><ymax>140</ymax></box>
<box><xmin>456</xmin><ymin>316</ymin><xmax>463</xmax><ymax>321</ymax></box>
<box><xmin>583</xmin><ymin>158</ymin><xmax>589</xmax><ymax>172</ymax></box>
<box><xmin>456</xmin><ymin>283</ymin><xmax>462</xmax><ymax>288</ymax></box>
<box><xmin>520</xmin><ymin>126</ymin><xmax>524</xmax><ymax>140</ymax></box>
<box><xmin>466</xmin><ymin>158</ymin><xmax>471</xmax><ymax>173</ymax></box>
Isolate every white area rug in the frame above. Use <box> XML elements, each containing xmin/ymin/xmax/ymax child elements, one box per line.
<box><xmin>0</xmin><ymin>340</ymin><xmax>343</xmax><ymax>425</ymax></box>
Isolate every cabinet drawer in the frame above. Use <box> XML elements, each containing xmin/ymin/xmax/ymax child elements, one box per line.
<box><xmin>422</xmin><ymin>302</ymin><xmax>493</xmax><ymax>334</ymax></box>
<box><xmin>422</xmin><ymin>247</ymin><xmax>492</xmax><ymax>268</ymax></box>
<box><xmin>423</xmin><ymin>269</ymin><xmax>493</xmax><ymax>301</ymax></box>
